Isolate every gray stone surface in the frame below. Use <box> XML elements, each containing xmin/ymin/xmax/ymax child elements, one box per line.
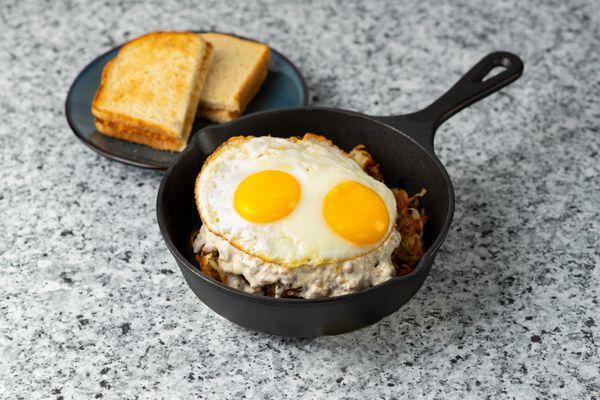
<box><xmin>1</xmin><ymin>0</ymin><xmax>599</xmax><ymax>398</ymax></box>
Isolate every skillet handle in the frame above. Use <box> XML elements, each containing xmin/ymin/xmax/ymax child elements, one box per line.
<box><xmin>377</xmin><ymin>51</ymin><xmax>524</xmax><ymax>152</ymax></box>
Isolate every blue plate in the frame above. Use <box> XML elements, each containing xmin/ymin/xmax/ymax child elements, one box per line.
<box><xmin>65</xmin><ymin>33</ymin><xmax>308</xmax><ymax>169</ymax></box>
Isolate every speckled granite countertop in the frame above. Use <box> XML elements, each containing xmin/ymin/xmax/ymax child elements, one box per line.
<box><xmin>1</xmin><ymin>0</ymin><xmax>599</xmax><ymax>398</ymax></box>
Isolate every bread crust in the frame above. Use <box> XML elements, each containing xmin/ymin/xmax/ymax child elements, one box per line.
<box><xmin>181</xmin><ymin>43</ymin><xmax>213</xmax><ymax>139</ymax></box>
<box><xmin>233</xmin><ymin>44</ymin><xmax>270</xmax><ymax>112</ymax></box>
<box><xmin>94</xmin><ymin>119</ymin><xmax>186</xmax><ymax>151</ymax></box>
<box><xmin>197</xmin><ymin>107</ymin><xmax>239</xmax><ymax>123</ymax></box>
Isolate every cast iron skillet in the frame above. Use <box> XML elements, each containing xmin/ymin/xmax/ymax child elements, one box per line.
<box><xmin>157</xmin><ymin>52</ymin><xmax>523</xmax><ymax>337</ymax></box>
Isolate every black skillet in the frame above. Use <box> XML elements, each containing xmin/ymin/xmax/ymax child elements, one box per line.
<box><xmin>157</xmin><ymin>51</ymin><xmax>524</xmax><ymax>337</ymax></box>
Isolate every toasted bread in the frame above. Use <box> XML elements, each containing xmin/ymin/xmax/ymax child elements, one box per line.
<box><xmin>92</xmin><ymin>32</ymin><xmax>213</xmax><ymax>150</ymax></box>
<box><xmin>198</xmin><ymin>33</ymin><xmax>270</xmax><ymax>121</ymax></box>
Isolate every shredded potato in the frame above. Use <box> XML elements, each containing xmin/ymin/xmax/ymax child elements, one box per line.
<box><xmin>391</xmin><ymin>188</ymin><xmax>428</xmax><ymax>276</ymax></box>
<box><xmin>196</xmin><ymin>251</ymin><xmax>226</xmax><ymax>282</ymax></box>
<box><xmin>348</xmin><ymin>144</ymin><xmax>384</xmax><ymax>182</ymax></box>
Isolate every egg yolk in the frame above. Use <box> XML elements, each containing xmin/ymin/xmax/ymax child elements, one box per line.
<box><xmin>323</xmin><ymin>181</ymin><xmax>389</xmax><ymax>245</ymax></box>
<box><xmin>234</xmin><ymin>170</ymin><xmax>301</xmax><ymax>223</ymax></box>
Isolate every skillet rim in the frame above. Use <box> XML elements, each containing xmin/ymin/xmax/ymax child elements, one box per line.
<box><xmin>156</xmin><ymin>106</ymin><xmax>455</xmax><ymax>304</ymax></box>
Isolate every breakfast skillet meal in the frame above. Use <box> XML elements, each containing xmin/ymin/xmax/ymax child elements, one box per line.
<box><xmin>193</xmin><ymin>134</ymin><xmax>428</xmax><ymax>299</ymax></box>
<box><xmin>90</xmin><ymin>31</ymin><xmax>428</xmax><ymax>300</ymax></box>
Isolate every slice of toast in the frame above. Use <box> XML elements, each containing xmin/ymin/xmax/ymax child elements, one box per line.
<box><xmin>198</xmin><ymin>33</ymin><xmax>270</xmax><ymax>121</ymax></box>
<box><xmin>92</xmin><ymin>32</ymin><xmax>213</xmax><ymax>150</ymax></box>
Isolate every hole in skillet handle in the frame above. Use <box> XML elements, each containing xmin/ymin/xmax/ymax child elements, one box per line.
<box><xmin>376</xmin><ymin>51</ymin><xmax>524</xmax><ymax>153</ymax></box>
<box><xmin>482</xmin><ymin>65</ymin><xmax>507</xmax><ymax>81</ymax></box>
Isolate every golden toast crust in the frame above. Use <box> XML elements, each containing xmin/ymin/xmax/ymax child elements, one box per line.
<box><xmin>197</xmin><ymin>107</ymin><xmax>239</xmax><ymax>123</ymax></box>
<box><xmin>94</xmin><ymin>119</ymin><xmax>186</xmax><ymax>151</ymax></box>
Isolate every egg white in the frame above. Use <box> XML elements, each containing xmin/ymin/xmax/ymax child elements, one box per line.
<box><xmin>195</xmin><ymin>135</ymin><xmax>397</xmax><ymax>267</ymax></box>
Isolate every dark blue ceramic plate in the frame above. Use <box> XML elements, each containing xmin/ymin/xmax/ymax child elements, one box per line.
<box><xmin>65</xmin><ymin>33</ymin><xmax>308</xmax><ymax>169</ymax></box>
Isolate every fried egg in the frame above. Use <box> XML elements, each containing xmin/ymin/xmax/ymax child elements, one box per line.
<box><xmin>195</xmin><ymin>134</ymin><xmax>397</xmax><ymax>267</ymax></box>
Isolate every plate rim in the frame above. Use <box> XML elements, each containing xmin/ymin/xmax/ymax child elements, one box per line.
<box><xmin>65</xmin><ymin>31</ymin><xmax>309</xmax><ymax>170</ymax></box>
